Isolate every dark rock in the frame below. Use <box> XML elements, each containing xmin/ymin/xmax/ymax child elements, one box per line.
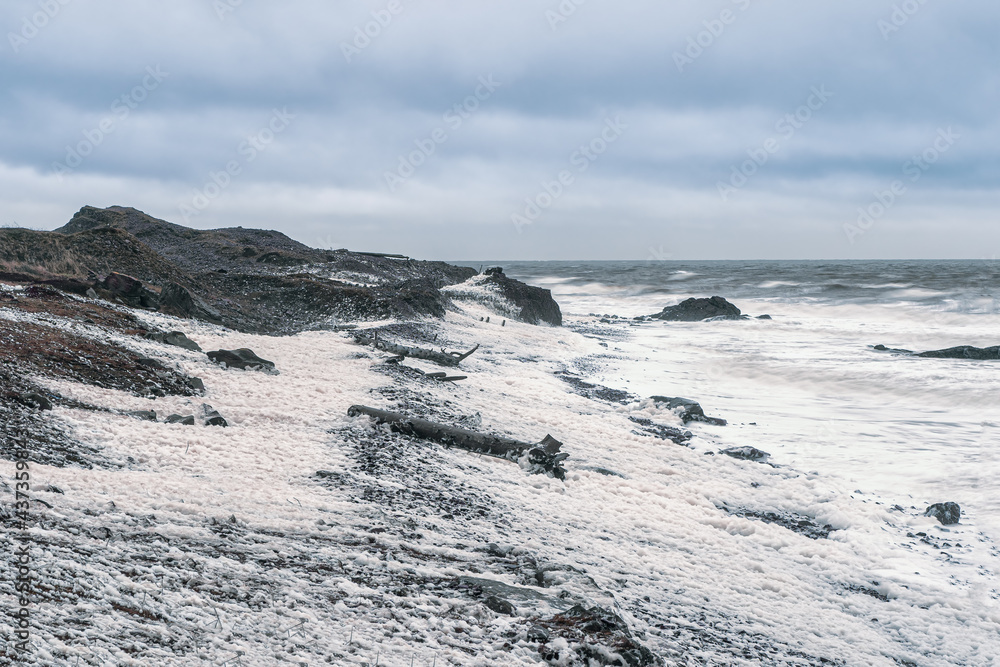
<box><xmin>917</xmin><ymin>346</ymin><xmax>1000</xmax><ymax>360</ymax></box>
<box><xmin>136</xmin><ymin>357</ymin><xmax>161</xmax><ymax>368</ymax></box>
<box><xmin>526</xmin><ymin>625</ymin><xmax>550</xmax><ymax>643</ymax></box>
<box><xmin>158</xmin><ymin>282</ymin><xmax>223</xmax><ymax>324</ymax></box>
<box><xmin>557</xmin><ymin>371</ymin><xmax>636</xmax><ymax>405</ymax></box>
<box><xmin>721</xmin><ymin>446</ymin><xmax>770</xmax><ymax>463</ymax></box>
<box><xmin>188</xmin><ymin>377</ymin><xmax>205</xmax><ymax>392</ymax></box>
<box><xmin>204</xmin><ymin>410</ymin><xmax>228</xmax><ymax>427</ymax></box>
<box><xmin>651</xmin><ymin>396</ymin><xmax>726</xmax><ymax>426</ymax></box>
<box><xmin>21</xmin><ymin>392</ymin><xmax>52</xmax><ymax>411</ymax></box>
<box><xmin>100</xmin><ymin>272</ymin><xmax>159</xmax><ymax>309</ymax></box>
<box><xmin>41</xmin><ymin>485</ymin><xmax>64</xmax><ymax>494</ymax></box>
<box><xmin>756</xmin><ymin>314</ymin><xmax>772</xmax><ymax>320</ymax></box>
<box><xmin>591</xmin><ymin>467</ymin><xmax>626</xmax><ymax>478</ymax></box>
<box><xmin>628</xmin><ymin>415</ymin><xmax>692</xmax><ymax>445</ymax></box>
<box><xmin>165</xmin><ymin>414</ymin><xmax>196</xmax><ymax>425</ymax></box>
<box><xmin>872</xmin><ymin>344</ymin><xmax>913</xmax><ymax>354</ymax></box>
<box><xmin>483</xmin><ymin>595</ymin><xmax>516</xmax><ymax>615</ymax></box>
<box><xmin>484</xmin><ymin>266</ymin><xmax>504</xmax><ymax>276</ymax></box>
<box><xmin>652</xmin><ymin>296</ymin><xmax>741</xmax><ymax>322</ymax></box>
<box><xmin>536</xmin><ymin>604</ymin><xmax>660</xmax><ymax>667</ymax></box>
<box><xmin>145</xmin><ymin>330</ymin><xmax>202</xmax><ymax>352</ymax></box>
<box><xmin>480</xmin><ymin>269</ymin><xmax>562</xmax><ymax>326</ymax></box>
<box><xmin>925</xmin><ymin>502</ymin><xmax>961</xmax><ymax>525</ymax></box>
<box><xmin>129</xmin><ymin>410</ymin><xmax>157</xmax><ymax>421</ymax></box>
<box><xmin>724</xmin><ymin>507</ymin><xmax>834</xmax><ymax>539</ymax></box>
<box><xmin>207</xmin><ymin>348</ymin><xmax>276</xmax><ymax>372</ymax></box>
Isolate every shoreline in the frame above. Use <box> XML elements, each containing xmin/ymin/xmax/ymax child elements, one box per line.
<box><xmin>2</xmin><ymin>277</ymin><xmax>998</xmax><ymax>665</ymax></box>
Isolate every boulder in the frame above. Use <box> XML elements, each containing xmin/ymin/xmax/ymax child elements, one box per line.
<box><xmin>207</xmin><ymin>348</ymin><xmax>276</xmax><ymax>372</ymax></box>
<box><xmin>20</xmin><ymin>392</ymin><xmax>52</xmax><ymax>411</ymax></box>
<box><xmin>158</xmin><ymin>282</ymin><xmax>223</xmax><ymax>323</ymax></box>
<box><xmin>652</xmin><ymin>296</ymin><xmax>742</xmax><ymax>322</ymax></box>
<box><xmin>188</xmin><ymin>377</ymin><xmax>205</xmax><ymax>392</ymax></box>
<box><xmin>144</xmin><ymin>331</ymin><xmax>202</xmax><ymax>352</ymax></box>
<box><xmin>925</xmin><ymin>502</ymin><xmax>961</xmax><ymax>525</ymax></box>
<box><xmin>721</xmin><ymin>446</ymin><xmax>771</xmax><ymax>463</ymax></box>
<box><xmin>917</xmin><ymin>346</ymin><xmax>1000</xmax><ymax>360</ymax></box>
<box><xmin>165</xmin><ymin>414</ymin><xmax>196</xmax><ymax>425</ymax></box>
<box><xmin>100</xmin><ymin>272</ymin><xmax>159</xmax><ymax>309</ymax></box>
<box><xmin>651</xmin><ymin>396</ymin><xmax>727</xmax><ymax>426</ymax></box>
<box><xmin>129</xmin><ymin>410</ymin><xmax>157</xmax><ymax>421</ymax></box>
<box><xmin>85</xmin><ymin>287</ymin><xmax>99</xmax><ymax>299</ymax></box>
<box><xmin>483</xmin><ymin>596</ymin><xmax>516</xmax><ymax>615</ymax></box>
<box><xmin>201</xmin><ymin>403</ymin><xmax>228</xmax><ymax>427</ymax></box>
<box><xmin>481</xmin><ymin>268</ymin><xmax>562</xmax><ymax>326</ymax></box>
<box><xmin>204</xmin><ymin>411</ymin><xmax>228</xmax><ymax>427</ymax></box>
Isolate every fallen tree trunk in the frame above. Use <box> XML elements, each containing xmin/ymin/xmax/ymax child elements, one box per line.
<box><xmin>347</xmin><ymin>405</ymin><xmax>568</xmax><ymax>479</ymax></box>
<box><xmin>354</xmin><ymin>332</ymin><xmax>479</xmax><ymax>367</ymax></box>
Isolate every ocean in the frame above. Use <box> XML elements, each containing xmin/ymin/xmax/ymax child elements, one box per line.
<box><xmin>465</xmin><ymin>259</ymin><xmax>1000</xmax><ymax>542</ymax></box>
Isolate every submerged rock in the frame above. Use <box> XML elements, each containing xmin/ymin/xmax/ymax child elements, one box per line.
<box><xmin>925</xmin><ymin>502</ymin><xmax>961</xmax><ymax>525</ymax></box>
<box><xmin>652</xmin><ymin>296</ymin><xmax>741</xmax><ymax>322</ymax></box>
<box><xmin>872</xmin><ymin>344</ymin><xmax>914</xmax><ymax>354</ymax></box>
<box><xmin>721</xmin><ymin>446</ymin><xmax>771</xmax><ymax>463</ymax></box>
<box><xmin>651</xmin><ymin>396</ymin><xmax>727</xmax><ymax>426</ymax></box>
<box><xmin>207</xmin><ymin>348</ymin><xmax>276</xmax><ymax>372</ymax></box>
<box><xmin>129</xmin><ymin>410</ymin><xmax>157</xmax><ymax>421</ymax></box>
<box><xmin>917</xmin><ymin>345</ymin><xmax>1000</xmax><ymax>360</ymax></box>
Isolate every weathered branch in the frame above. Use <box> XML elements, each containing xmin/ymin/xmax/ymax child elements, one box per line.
<box><xmin>347</xmin><ymin>405</ymin><xmax>567</xmax><ymax>479</ymax></box>
<box><xmin>354</xmin><ymin>332</ymin><xmax>479</xmax><ymax>367</ymax></box>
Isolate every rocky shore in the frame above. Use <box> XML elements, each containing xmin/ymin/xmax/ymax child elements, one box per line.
<box><xmin>1</xmin><ymin>211</ymin><xmax>992</xmax><ymax>666</ymax></box>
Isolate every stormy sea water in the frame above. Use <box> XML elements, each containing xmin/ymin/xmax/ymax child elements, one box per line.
<box><xmin>467</xmin><ymin>259</ymin><xmax>1000</xmax><ymax>549</ymax></box>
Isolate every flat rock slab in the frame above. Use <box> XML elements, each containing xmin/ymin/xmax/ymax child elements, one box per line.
<box><xmin>207</xmin><ymin>348</ymin><xmax>276</xmax><ymax>372</ymax></box>
<box><xmin>145</xmin><ymin>331</ymin><xmax>202</xmax><ymax>352</ymax></box>
<box><xmin>917</xmin><ymin>345</ymin><xmax>1000</xmax><ymax>360</ymax></box>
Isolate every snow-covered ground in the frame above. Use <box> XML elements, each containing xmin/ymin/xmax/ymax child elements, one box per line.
<box><xmin>3</xmin><ymin>298</ymin><xmax>999</xmax><ymax>665</ymax></box>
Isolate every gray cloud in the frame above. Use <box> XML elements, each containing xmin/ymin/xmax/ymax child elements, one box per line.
<box><xmin>1</xmin><ymin>0</ymin><xmax>998</xmax><ymax>259</ymax></box>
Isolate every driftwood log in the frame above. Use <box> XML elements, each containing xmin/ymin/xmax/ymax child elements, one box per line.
<box><xmin>347</xmin><ymin>405</ymin><xmax>568</xmax><ymax>479</ymax></box>
<box><xmin>354</xmin><ymin>332</ymin><xmax>479</xmax><ymax>367</ymax></box>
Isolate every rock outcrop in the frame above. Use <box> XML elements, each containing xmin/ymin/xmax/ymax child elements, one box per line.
<box><xmin>917</xmin><ymin>345</ymin><xmax>1000</xmax><ymax>360</ymax></box>
<box><xmin>925</xmin><ymin>502</ymin><xmax>961</xmax><ymax>525</ymax></box>
<box><xmin>481</xmin><ymin>267</ymin><xmax>562</xmax><ymax>326</ymax></box>
<box><xmin>651</xmin><ymin>396</ymin><xmax>727</xmax><ymax>426</ymax></box>
<box><xmin>652</xmin><ymin>296</ymin><xmax>742</xmax><ymax>322</ymax></box>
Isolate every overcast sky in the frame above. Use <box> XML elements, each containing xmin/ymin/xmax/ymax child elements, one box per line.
<box><xmin>1</xmin><ymin>1</ymin><xmax>997</xmax><ymax>260</ymax></box>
